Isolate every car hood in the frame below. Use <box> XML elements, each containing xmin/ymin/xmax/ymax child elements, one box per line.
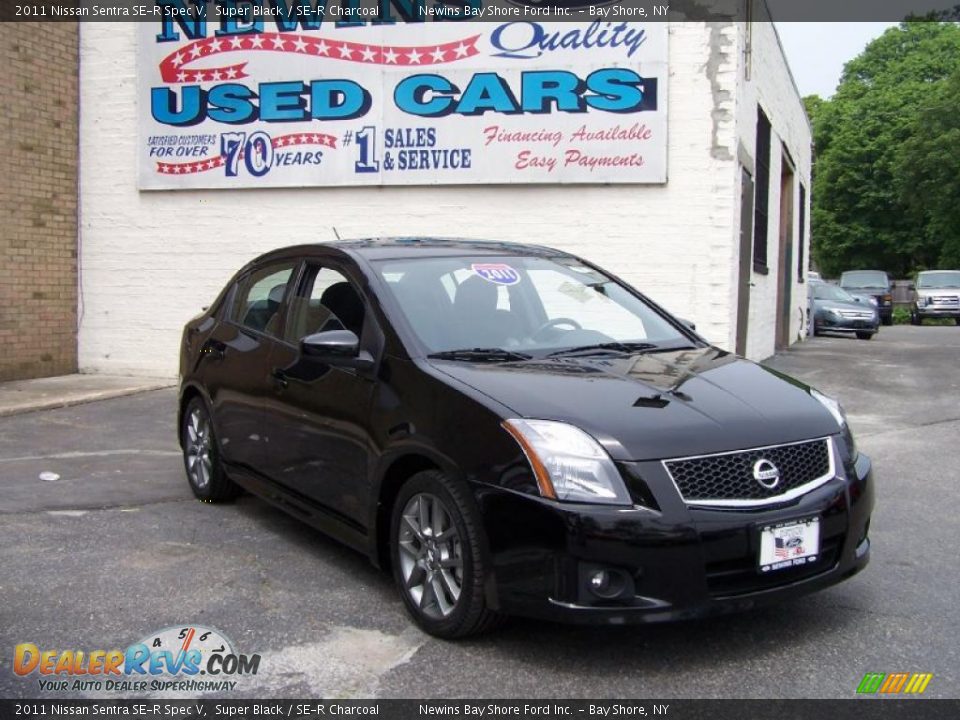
<box><xmin>917</xmin><ymin>288</ymin><xmax>960</xmax><ymax>298</ymax></box>
<box><xmin>812</xmin><ymin>297</ymin><xmax>874</xmax><ymax>313</ymax></box>
<box><xmin>844</xmin><ymin>291</ymin><xmax>880</xmax><ymax>304</ymax></box>
<box><xmin>431</xmin><ymin>347</ymin><xmax>839</xmax><ymax>461</ymax></box>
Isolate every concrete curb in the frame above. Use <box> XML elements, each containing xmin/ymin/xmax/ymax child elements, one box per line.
<box><xmin>0</xmin><ymin>377</ymin><xmax>176</xmax><ymax>418</ymax></box>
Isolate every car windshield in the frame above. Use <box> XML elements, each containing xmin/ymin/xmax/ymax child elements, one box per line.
<box><xmin>917</xmin><ymin>271</ymin><xmax>960</xmax><ymax>289</ymax></box>
<box><xmin>374</xmin><ymin>255</ymin><xmax>690</xmax><ymax>357</ymax></box>
<box><xmin>812</xmin><ymin>283</ymin><xmax>857</xmax><ymax>303</ymax></box>
<box><xmin>840</xmin><ymin>271</ymin><xmax>887</xmax><ymax>289</ymax></box>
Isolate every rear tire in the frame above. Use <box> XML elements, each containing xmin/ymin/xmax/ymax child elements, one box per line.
<box><xmin>390</xmin><ymin>470</ymin><xmax>504</xmax><ymax>639</ymax></box>
<box><xmin>856</xmin><ymin>331</ymin><xmax>874</xmax><ymax>340</ymax></box>
<box><xmin>181</xmin><ymin>397</ymin><xmax>241</xmax><ymax>502</ymax></box>
<box><xmin>955</xmin><ymin>318</ymin><xmax>960</xmax><ymax>327</ymax></box>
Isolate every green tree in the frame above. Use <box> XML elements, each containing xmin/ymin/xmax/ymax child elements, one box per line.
<box><xmin>899</xmin><ymin>69</ymin><xmax>960</xmax><ymax>268</ymax></box>
<box><xmin>810</xmin><ymin>22</ymin><xmax>960</xmax><ymax>277</ymax></box>
<box><xmin>803</xmin><ymin>94</ymin><xmax>826</xmax><ymax>127</ymax></box>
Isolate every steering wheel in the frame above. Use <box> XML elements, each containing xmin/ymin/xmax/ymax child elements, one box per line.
<box><xmin>531</xmin><ymin>317</ymin><xmax>582</xmax><ymax>342</ymax></box>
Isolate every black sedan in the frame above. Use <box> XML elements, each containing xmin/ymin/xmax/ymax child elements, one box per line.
<box><xmin>178</xmin><ymin>239</ymin><xmax>873</xmax><ymax>638</ymax></box>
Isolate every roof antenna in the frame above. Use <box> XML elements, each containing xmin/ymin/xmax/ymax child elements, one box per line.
<box><xmin>332</xmin><ymin>226</ymin><xmax>341</xmax><ymax>241</ymax></box>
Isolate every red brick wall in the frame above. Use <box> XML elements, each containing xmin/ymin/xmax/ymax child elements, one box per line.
<box><xmin>0</xmin><ymin>22</ymin><xmax>79</xmax><ymax>381</ymax></box>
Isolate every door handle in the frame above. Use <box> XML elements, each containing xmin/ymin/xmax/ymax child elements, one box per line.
<box><xmin>271</xmin><ymin>369</ymin><xmax>289</xmax><ymax>389</ymax></box>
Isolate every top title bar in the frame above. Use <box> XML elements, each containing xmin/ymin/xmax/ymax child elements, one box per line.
<box><xmin>2</xmin><ymin>0</ymin><xmax>959</xmax><ymax>23</ymax></box>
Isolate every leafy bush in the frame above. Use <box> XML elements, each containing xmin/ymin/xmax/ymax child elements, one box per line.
<box><xmin>892</xmin><ymin>306</ymin><xmax>911</xmax><ymax>325</ymax></box>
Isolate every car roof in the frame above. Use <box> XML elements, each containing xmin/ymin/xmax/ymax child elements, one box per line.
<box><xmin>253</xmin><ymin>237</ymin><xmax>569</xmax><ymax>265</ymax></box>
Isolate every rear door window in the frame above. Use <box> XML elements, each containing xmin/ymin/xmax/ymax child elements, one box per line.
<box><xmin>231</xmin><ymin>262</ymin><xmax>296</xmax><ymax>336</ymax></box>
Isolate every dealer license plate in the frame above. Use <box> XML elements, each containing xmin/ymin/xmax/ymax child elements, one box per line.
<box><xmin>758</xmin><ymin>517</ymin><xmax>820</xmax><ymax>573</ymax></box>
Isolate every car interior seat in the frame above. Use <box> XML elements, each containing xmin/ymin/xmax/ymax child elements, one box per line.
<box><xmin>244</xmin><ymin>283</ymin><xmax>287</xmax><ymax>335</ymax></box>
<box><xmin>452</xmin><ymin>276</ymin><xmax>518</xmax><ymax>348</ymax></box>
<box><xmin>320</xmin><ymin>282</ymin><xmax>365</xmax><ymax>337</ymax></box>
<box><xmin>390</xmin><ymin>270</ymin><xmax>454</xmax><ymax>350</ymax></box>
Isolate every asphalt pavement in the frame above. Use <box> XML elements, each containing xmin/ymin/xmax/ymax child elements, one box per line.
<box><xmin>1</xmin><ymin>326</ymin><xmax>957</xmax><ymax>699</ymax></box>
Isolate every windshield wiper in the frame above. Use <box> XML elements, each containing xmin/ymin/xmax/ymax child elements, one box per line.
<box><xmin>547</xmin><ymin>341</ymin><xmax>658</xmax><ymax>358</ymax></box>
<box><xmin>427</xmin><ymin>348</ymin><xmax>532</xmax><ymax>362</ymax></box>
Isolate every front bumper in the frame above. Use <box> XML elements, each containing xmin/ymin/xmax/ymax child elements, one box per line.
<box><xmin>816</xmin><ymin>313</ymin><xmax>878</xmax><ymax>333</ymax></box>
<box><xmin>479</xmin><ymin>444</ymin><xmax>873</xmax><ymax>624</ymax></box>
<box><xmin>916</xmin><ymin>303</ymin><xmax>960</xmax><ymax>319</ymax></box>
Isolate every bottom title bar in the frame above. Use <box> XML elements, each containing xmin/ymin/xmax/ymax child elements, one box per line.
<box><xmin>1</xmin><ymin>700</ymin><xmax>959</xmax><ymax>720</ymax></box>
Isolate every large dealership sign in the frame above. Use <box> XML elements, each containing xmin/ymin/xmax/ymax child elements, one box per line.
<box><xmin>138</xmin><ymin>9</ymin><xmax>668</xmax><ymax>189</ymax></box>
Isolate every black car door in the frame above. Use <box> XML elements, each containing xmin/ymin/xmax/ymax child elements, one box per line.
<box><xmin>202</xmin><ymin>260</ymin><xmax>297</xmax><ymax>474</ymax></box>
<box><xmin>260</xmin><ymin>261</ymin><xmax>380</xmax><ymax>529</ymax></box>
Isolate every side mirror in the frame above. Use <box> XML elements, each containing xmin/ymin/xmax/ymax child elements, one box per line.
<box><xmin>300</xmin><ymin>330</ymin><xmax>374</xmax><ymax>370</ymax></box>
<box><xmin>677</xmin><ymin>318</ymin><xmax>697</xmax><ymax>332</ymax></box>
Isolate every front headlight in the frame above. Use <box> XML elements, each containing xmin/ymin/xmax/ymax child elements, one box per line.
<box><xmin>810</xmin><ymin>389</ymin><xmax>857</xmax><ymax>460</ymax></box>
<box><xmin>502</xmin><ymin>419</ymin><xmax>632</xmax><ymax>505</ymax></box>
<box><xmin>811</xmin><ymin>388</ymin><xmax>844</xmax><ymax>426</ymax></box>
<box><xmin>917</xmin><ymin>296</ymin><xmax>929</xmax><ymax>307</ymax></box>
<box><xmin>867</xmin><ymin>297</ymin><xmax>879</xmax><ymax>307</ymax></box>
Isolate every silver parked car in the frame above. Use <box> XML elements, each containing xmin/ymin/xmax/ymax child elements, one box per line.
<box><xmin>809</xmin><ymin>282</ymin><xmax>879</xmax><ymax>340</ymax></box>
<box><xmin>911</xmin><ymin>271</ymin><xmax>960</xmax><ymax>325</ymax></box>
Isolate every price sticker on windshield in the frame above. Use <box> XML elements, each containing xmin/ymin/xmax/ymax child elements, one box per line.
<box><xmin>472</xmin><ymin>263</ymin><xmax>521</xmax><ymax>286</ymax></box>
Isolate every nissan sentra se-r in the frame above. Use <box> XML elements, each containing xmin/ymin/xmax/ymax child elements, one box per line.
<box><xmin>177</xmin><ymin>239</ymin><xmax>873</xmax><ymax>638</ymax></box>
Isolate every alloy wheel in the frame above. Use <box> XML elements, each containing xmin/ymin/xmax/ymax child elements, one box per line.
<box><xmin>397</xmin><ymin>492</ymin><xmax>465</xmax><ymax>620</ymax></box>
<box><xmin>184</xmin><ymin>407</ymin><xmax>213</xmax><ymax>490</ymax></box>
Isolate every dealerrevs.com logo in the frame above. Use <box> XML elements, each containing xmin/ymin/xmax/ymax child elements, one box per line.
<box><xmin>13</xmin><ymin>625</ymin><xmax>260</xmax><ymax>693</ymax></box>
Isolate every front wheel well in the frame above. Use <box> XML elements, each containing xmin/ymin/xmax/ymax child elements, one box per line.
<box><xmin>375</xmin><ymin>454</ymin><xmax>440</xmax><ymax>570</ymax></box>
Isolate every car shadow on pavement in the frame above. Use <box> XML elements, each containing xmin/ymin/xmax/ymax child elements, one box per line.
<box><xmin>230</xmin><ymin>488</ymin><xmax>857</xmax><ymax>667</ymax></box>
<box><xmin>485</xmin><ymin>599</ymin><xmax>845</xmax><ymax>665</ymax></box>
<box><xmin>228</xmin><ymin>493</ymin><xmax>399</xmax><ymax>595</ymax></box>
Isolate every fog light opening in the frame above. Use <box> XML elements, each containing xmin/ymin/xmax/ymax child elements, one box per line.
<box><xmin>588</xmin><ymin>569</ymin><xmax>629</xmax><ymax>600</ymax></box>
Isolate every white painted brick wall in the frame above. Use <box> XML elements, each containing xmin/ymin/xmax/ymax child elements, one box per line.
<box><xmin>78</xmin><ymin>22</ymin><xmax>788</xmax><ymax>378</ymax></box>
<box><xmin>733</xmin><ymin>22</ymin><xmax>813</xmax><ymax>360</ymax></box>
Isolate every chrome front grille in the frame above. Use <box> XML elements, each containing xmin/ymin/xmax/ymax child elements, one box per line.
<box><xmin>663</xmin><ymin>438</ymin><xmax>835</xmax><ymax>508</ymax></box>
<box><xmin>838</xmin><ymin>310</ymin><xmax>874</xmax><ymax>319</ymax></box>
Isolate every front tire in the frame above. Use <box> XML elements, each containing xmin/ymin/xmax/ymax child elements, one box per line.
<box><xmin>911</xmin><ymin>311</ymin><xmax>921</xmax><ymax>326</ymax></box>
<box><xmin>856</xmin><ymin>331</ymin><xmax>874</xmax><ymax>340</ymax></box>
<box><xmin>390</xmin><ymin>470</ymin><xmax>502</xmax><ymax>638</ymax></box>
<box><xmin>181</xmin><ymin>397</ymin><xmax>241</xmax><ymax>502</ymax></box>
